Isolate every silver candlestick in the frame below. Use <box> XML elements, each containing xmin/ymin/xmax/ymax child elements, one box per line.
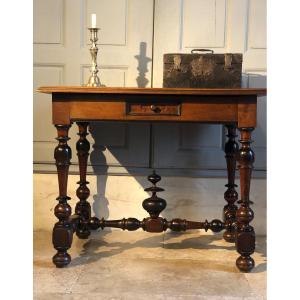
<box><xmin>87</xmin><ymin>27</ymin><xmax>103</xmax><ymax>87</ymax></box>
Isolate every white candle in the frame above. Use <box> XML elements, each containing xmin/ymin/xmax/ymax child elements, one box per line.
<box><xmin>91</xmin><ymin>14</ymin><xmax>97</xmax><ymax>28</ymax></box>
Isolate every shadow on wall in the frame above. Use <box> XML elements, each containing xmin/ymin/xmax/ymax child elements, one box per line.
<box><xmin>89</xmin><ymin>42</ymin><xmax>152</xmax><ymax>222</ymax></box>
<box><xmin>134</xmin><ymin>41</ymin><xmax>152</xmax><ymax>87</ymax></box>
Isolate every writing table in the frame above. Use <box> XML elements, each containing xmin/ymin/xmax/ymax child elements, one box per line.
<box><xmin>38</xmin><ymin>86</ymin><xmax>266</xmax><ymax>272</ymax></box>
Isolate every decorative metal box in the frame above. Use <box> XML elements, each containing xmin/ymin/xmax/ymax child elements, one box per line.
<box><xmin>163</xmin><ymin>49</ymin><xmax>242</xmax><ymax>88</ymax></box>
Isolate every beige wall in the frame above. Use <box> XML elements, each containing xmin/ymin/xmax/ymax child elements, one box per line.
<box><xmin>34</xmin><ymin>174</ymin><xmax>266</xmax><ymax>235</ymax></box>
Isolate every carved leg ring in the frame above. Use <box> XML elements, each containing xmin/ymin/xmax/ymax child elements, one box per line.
<box><xmin>75</xmin><ymin>122</ymin><xmax>91</xmax><ymax>239</ymax></box>
<box><xmin>236</xmin><ymin>128</ymin><xmax>256</xmax><ymax>272</ymax></box>
<box><xmin>223</xmin><ymin>125</ymin><xmax>239</xmax><ymax>242</ymax></box>
<box><xmin>52</xmin><ymin>124</ymin><xmax>73</xmax><ymax>268</ymax></box>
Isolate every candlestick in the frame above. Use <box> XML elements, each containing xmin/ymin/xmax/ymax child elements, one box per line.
<box><xmin>87</xmin><ymin>27</ymin><xmax>104</xmax><ymax>87</ymax></box>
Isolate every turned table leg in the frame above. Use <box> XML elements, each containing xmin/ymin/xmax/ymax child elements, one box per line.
<box><xmin>223</xmin><ymin>125</ymin><xmax>239</xmax><ymax>242</ymax></box>
<box><xmin>52</xmin><ymin>124</ymin><xmax>73</xmax><ymax>267</ymax></box>
<box><xmin>236</xmin><ymin>127</ymin><xmax>256</xmax><ymax>272</ymax></box>
<box><xmin>75</xmin><ymin>122</ymin><xmax>91</xmax><ymax>239</ymax></box>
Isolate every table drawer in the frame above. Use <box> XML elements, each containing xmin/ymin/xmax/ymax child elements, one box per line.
<box><xmin>126</xmin><ymin>103</ymin><xmax>181</xmax><ymax>116</ymax></box>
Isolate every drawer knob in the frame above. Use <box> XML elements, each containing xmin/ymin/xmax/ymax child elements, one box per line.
<box><xmin>150</xmin><ymin>105</ymin><xmax>161</xmax><ymax>113</ymax></box>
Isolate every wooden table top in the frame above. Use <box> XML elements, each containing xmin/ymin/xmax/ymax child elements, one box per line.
<box><xmin>37</xmin><ymin>86</ymin><xmax>267</xmax><ymax>96</ymax></box>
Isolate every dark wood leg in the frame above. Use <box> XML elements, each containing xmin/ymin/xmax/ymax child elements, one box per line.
<box><xmin>75</xmin><ymin>122</ymin><xmax>91</xmax><ymax>239</ymax></box>
<box><xmin>52</xmin><ymin>124</ymin><xmax>73</xmax><ymax>267</ymax></box>
<box><xmin>223</xmin><ymin>125</ymin><xmax>239</xmax><ymax>242</ymax></box>
<box><xmin>236</xmin><ymin>127</ymin><xmax>255</xmax><ymax>272</ymax></box>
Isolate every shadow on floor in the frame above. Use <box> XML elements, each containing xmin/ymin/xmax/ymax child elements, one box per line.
<box><xmin>63</xmin><ymin>231</ymin><xmax>266</xmax><ymax>273</ymax></box>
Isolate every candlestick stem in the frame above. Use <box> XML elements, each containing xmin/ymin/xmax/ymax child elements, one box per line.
<box><xmin>87</xmin><ymin>28</ymin><xmax>103</xmax><ymax>87</ymax></box>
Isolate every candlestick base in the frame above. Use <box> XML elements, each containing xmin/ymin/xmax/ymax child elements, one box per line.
<box><xmin>87</xmin><ymin>75</ymin><xmax>102</xmax><ymax>87</ymax></box>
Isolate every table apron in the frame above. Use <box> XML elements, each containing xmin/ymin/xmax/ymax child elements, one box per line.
<box><xmin>52</xmin><ymin>101</ymin><xmax>257</xmax><ymax>127</ymax></box>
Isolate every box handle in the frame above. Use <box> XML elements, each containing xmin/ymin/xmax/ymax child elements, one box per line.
<box><xmin>191</xmin><ymin>49</ymin><xmax>214</xmax><ymax>54</ymax></box>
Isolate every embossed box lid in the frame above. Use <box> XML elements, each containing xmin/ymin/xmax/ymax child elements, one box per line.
<box><xmin>163</xmin><ymin>51</ymin><xmax>243</xmax><ymax>88</ymax></box>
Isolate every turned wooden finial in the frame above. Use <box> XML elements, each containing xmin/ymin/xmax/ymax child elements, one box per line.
<box><xmin>145</xmin><ymin>170</ymin><xmax>164</xmax><ymax>192</ymax></box>
<box><xmin>142</xmin><ymin>170</ymin><xmax>166</xmax><ymax>218</ymax></box>
<box><xmin>147</xmin><ymin>170</ymin><xmax>161</xmax><ymax>184</ymax></box>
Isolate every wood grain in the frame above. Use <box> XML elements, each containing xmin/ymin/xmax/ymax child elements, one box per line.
<box><xmin>48</xmin><ymin>87</ymin><xmax>264</xmax><ymax>125</ymax></box>
<box><xmin>38</xmin><ymin>86</ymin><xmax>266</xmax><ymax>96</ymax></box>
<box><xmin>68</xmin><ymin>101</ymin><xmax>237</xmax><ymax>123</ymax></box>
